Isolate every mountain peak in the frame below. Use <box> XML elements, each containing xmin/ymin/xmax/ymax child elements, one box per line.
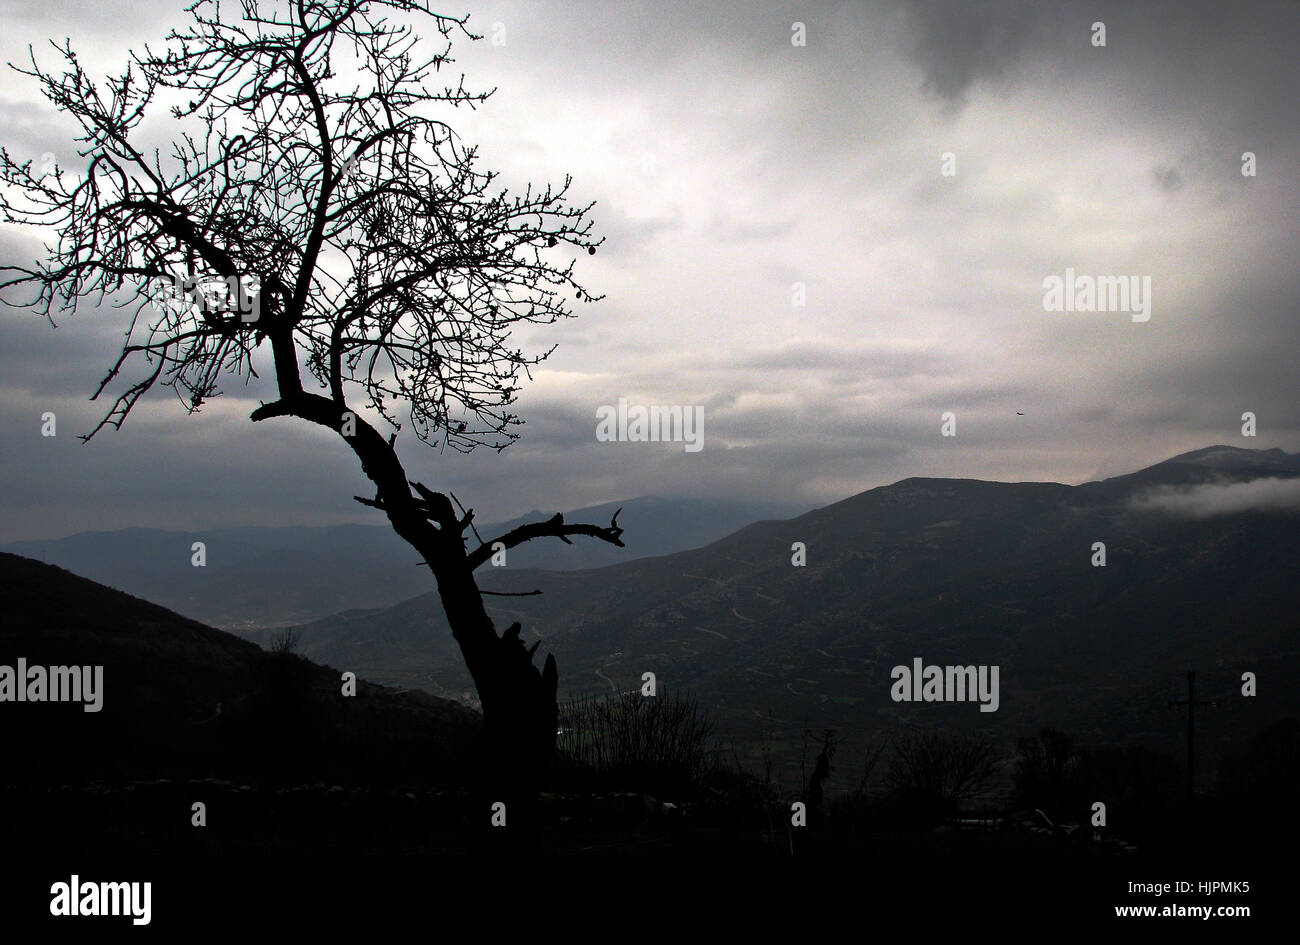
<box><xmin>1160</xmin><ymin>445</ymin><xmax>1298</xmax><ymax>472</ymax></box>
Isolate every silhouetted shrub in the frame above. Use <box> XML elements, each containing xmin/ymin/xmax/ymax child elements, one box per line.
<box><xmin>556</xmin><ymin>690</ymin><xmax>715</xmax><ymax>797</ymax></box>
<box><xmin>884</xmin><ymin>729</ymin><xmax>1001</xmax><ymax>819</ymax></box>
<box><xmin>270</xmin><ymin>627</ymin><xmax>302</xmax><ymax>655</ymax></box>
<box><xmin>1072</xmin><ymin>743</ymin><xmax>1180</xmax><ymax>841</ymax></box>
<box><xmin>1012</xmin><ymin>728</ymin><xmax>1084</xmax><ymax>818</ymax></box>
<box><xmin>1011</xmin><ymin>729</ymin><xmax>1179</xmax><ymax>834</ymax></box>
<box><xmin>1216</xmin><ymin>718</ymin><xmax>1299</xmax><ymax>805</ymax></box>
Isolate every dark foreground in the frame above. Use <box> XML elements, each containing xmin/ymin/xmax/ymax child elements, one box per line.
<box><xmin>3</xmin><ymin>779</ymin><xmax>1282</xmax><ymax>933</ymax></box>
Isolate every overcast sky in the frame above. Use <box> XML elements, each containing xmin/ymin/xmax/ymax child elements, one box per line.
<box><xmin>0</xmin><ymin>0</ymin><xmax>1296</xmax><ymax>542</ymax></box>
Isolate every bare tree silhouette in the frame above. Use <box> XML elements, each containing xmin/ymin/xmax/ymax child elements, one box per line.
<box><xmin>885</xmin><ymin>729</ymin><xmax>1000</xmax><ymax>812</ymax></box>
<box><xmin>0</xmin><ymin>0</ymin><xmax>622</xmax><ymax>789</ymax></box>
<box><xmin>1012</xmin><ymin>727</ymin><xmax>1082</xmax><ymax>818</ymax></box>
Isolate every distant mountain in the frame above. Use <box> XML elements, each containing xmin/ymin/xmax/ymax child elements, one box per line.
<box><xmin>1079</xmin><ymin>445</ymin><xmax>1300</xmax><ymax>498</ymax></box>
<box><xmin>0</xmin><ymin>524</ymin><xmax>424</xmax><ymax>632</ymax></box>
<box><xmin>0</xmin><ymin>553</ymin><xmax>479</xmax><ymax>785</ymax></box>
<box><xmin>1161</xmin><ymin>445</ymin><xmax>1300</xmax><ymax>473</ymax></box>
<box><xmin>253</xmin><ymin>446</ymin><xmax>1300</xmax><ymax>781</ymax></box>
<box><xmin>0</xmin><ymin>497</ymin><xmax>804</xmax><ymax>629</ymax></box>
<box><xmin>463</xmin><ymin>496</ymin><xmax>804</xmax><ymax>572</ymax></box>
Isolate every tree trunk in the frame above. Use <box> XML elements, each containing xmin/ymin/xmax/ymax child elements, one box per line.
<box><xmin>432</xmin><ymin>564</ymin><xmax>557</xmax><ymax>795</ymax></box>
<box><xmin>251</xmin><ymin>394</ymin><xmax>575</xmax><ymax>800</ymax></box>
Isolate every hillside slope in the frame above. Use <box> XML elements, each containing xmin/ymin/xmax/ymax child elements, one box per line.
<box><xmin>0</xmin><ymin>553</ymin><xmax>479</xmax><ymax>786</ymax></box>
<box><xmin>1</xmin><ymin>497</ymin><xmax>801</xmax><ymax>629</ymax></box>
<box><xmin>258</xmin><ymin>447</ymin><xmax>1300</xmax><ymax>780</ymax></box>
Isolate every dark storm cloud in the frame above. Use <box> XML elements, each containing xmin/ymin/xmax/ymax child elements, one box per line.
<box><xmin>1151</xmin><ymin>164</ymin><xmax>1183</xmax><ymax>194</ymax></box>
<box><xmin>893</xmin><ymin>0</ymin><xmax>1299</xmax><ymax>124</ymax></box>
<box><xmin>896</xmin><ymin>0</ymin><xmax>1048</xmax><ymax>102</ymax></box>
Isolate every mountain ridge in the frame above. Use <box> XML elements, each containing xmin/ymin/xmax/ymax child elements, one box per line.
<box><xmin>233</xmin><ymin>445</ymin><xmax>1300</xmax><ymax>786</ymax></box>
<box><xmin>0</xmin><ymin>552</ymin><xmax>480</xmax><ymax>785</ymax></box>
<box><xmin>1</xmin><ymin>496</ymin><xmax>805</xmax><ymax>628</ymax></box>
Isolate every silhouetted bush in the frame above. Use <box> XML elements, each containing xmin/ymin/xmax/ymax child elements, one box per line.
<box><xmin>1012</xmin><ymin>728</ymin><xmax>1084</xmax><ymax>819</ymax></box>
<box><xmin>263</xmin><ymin>646</ymin><xmax>314</xmax><ymax>713</ymax></box>
<box><xmin>1012</xmin><ymin>729</ymin><xmax>1180</xmax><ymax>837</ymax></box>
<box><xmin>1216</xmin><ymin>717</ymin><xmax>1298</xmax><ymax>805</ymax></box>
<box><xmin>270</xmin><ymin>627</ymin><xmax>303</xmax><ymax>655</ymax></box>
<box><xmin>556</xmin><ymin>690</ymin><xmax>716</xmax><ymax>797</ymax></box>
<box><xmin>884</xmin><ymin>729</ymin><xmax>1001</xmax><ymax>821</ymax></box>
<box><xmin>1075</xmin><ymin>743</ymin><xmax>1180</xmax><ymax>841</ymax></box>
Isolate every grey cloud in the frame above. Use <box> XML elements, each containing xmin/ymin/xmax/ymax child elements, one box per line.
<box><xmin>893</xmin><ymin>0</ymin><xmax>1299</xmax><ymax>125</ymax></box>
<box><xmin>1151</xmin><ymin>164</ymin><xmax>1183</xmax><ymax>194</ymax></box>
<box><xmin>0</xmin><ymin>0</ymin><xmax>1297</xmax><ymax>542</ymax></box>
<box><xmin>733</xmin><ymin>340</ymin><xmax>949</xmax><ymax>377</ymax></box>
<box><xmin>592</xmin><ymin>203</ymin><xmax>683</xmax><ymax>256</ymax></box>
<box><xmin>704</xmin><ymin>208</ymin><xmax>797</xmax><ymax>244</ymax></box>
<box><xmin>895</xmin><ymin>0</ymin><xmax>1046</xmax><ymax>103</ymax></box>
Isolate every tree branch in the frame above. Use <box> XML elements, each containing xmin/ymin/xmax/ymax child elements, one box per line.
<box><xmin>465</xmin><ymin>508</ymin><xmax>624</xmax><ymax>571</ymax></box>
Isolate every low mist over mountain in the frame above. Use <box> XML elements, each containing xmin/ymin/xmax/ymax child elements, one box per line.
<box><xmin>1</xmin><ymin>497</ymin><xmax>801</xmax><ymax>629</ymax></box>
<box><xmin>248</xmin><ymin>446</ymin><xmax>1300</xmax><ymax>781</ymax></box>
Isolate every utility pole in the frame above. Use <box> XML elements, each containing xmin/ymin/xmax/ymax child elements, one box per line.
<box><xmin>1168</xmin><ymin>671</ymin><xmax>1215</xmax><ymax>800</ymax></box>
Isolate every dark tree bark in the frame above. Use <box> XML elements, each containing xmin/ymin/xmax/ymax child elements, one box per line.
<box><xmin>249</xmin><ymin>389</ymin><xmax>622</xmax><ymax>789</ymax></box>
